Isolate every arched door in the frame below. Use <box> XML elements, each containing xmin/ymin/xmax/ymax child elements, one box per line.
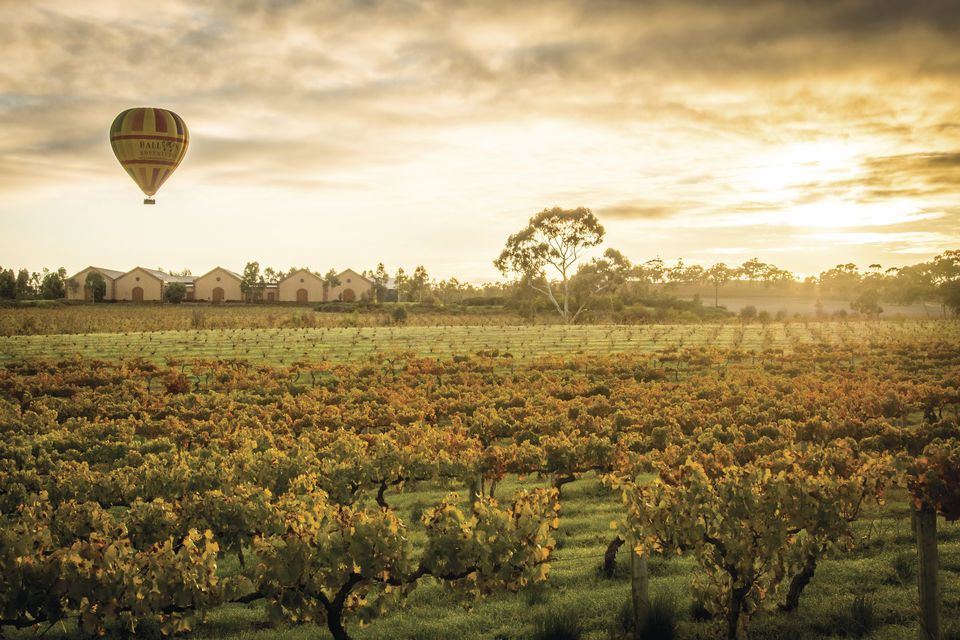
<box><xmin>212</xmin><ymin>287</ymin><xmax>225</xmax><ymax>303</ymax></box>
<box><xmin>132</xmin><ymin>286</ymin><xmax>144</xmax><ymax>302</ymax></box>
<box><xmin>341</xmin><ymin>288</ymin><xmax>355</xmax><ymax>302</ymax></box>
<box><xmin>296</xmin><ymin>288</ymin><xmax>308</xmax><ymax>303</ymax></box>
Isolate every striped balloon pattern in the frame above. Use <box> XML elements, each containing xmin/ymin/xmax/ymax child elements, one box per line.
<box><xmin>110</xmin><ymin>107</ymin><xmax>189</xmax><ymax>198</ymax></box>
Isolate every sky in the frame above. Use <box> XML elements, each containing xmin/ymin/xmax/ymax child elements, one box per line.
<box><xmin>1</xmin><ymin>0</ymin><xmax>959</xmax><ymax>282</ymax></box>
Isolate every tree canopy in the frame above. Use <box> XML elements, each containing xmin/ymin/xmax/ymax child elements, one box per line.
<box><xmin>494</xmin><ymin>206</ymin><xmax>605</xmax><ymax>323</ymax></box>
<box><xmin>84</xmin><ymin>271</ymin><xmax>107</xmax><ymax>303</ymax></box>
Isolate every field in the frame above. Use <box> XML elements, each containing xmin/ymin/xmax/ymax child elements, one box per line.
<box><xmin>0</xmin><ymin>304</ymin><xmax>527</xmax><ymax>336</ymax></box>
<box><xmin>1</xmin><ymin>318</ymin><xmax>957</xmax><ymax>365</ymax></box>
<box><xmin>1</xmin><ymin>317</ymin><xmax>959</xmax><ymax>640</ymax></box>
<box><xmin>694</xmin><ymin>295</ymin><xmax>938</xmax><ymax>319</ymax></box>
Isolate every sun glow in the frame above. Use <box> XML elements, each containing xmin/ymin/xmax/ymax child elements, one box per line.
<box><xmin>773</xmin><ymin>199</ymin><xmax>940</xmax><ymax>229</ymax></box>
<box><xmin>743</xmin><ymin>140</ymin><xmax>867</xmax><ymax>196</ymax></box>
<box><xmin>705</xmin><ymin>198</ymin><xmax>941</xmax><ymax>230</ymax></box>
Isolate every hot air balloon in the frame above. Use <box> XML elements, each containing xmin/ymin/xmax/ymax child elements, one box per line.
<box><xmin>110</xmin><ymin>107</ymin><xmax>189</xmax><ymax>204</ymax></box>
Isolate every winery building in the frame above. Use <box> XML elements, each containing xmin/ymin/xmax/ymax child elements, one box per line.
<box><xmin>65</xmin><ymin>266</ymin><xmax>374</xmax><ymax>303</ymax></box>
<box><xmin>113</xmin><ymin>268</ymin><xmax>195</xmax><ymax>302</ymax></box>
<box><xmin>194</xmin><ymin>267</ymin><xmax>243</xmax><ymax>303</ymax></box>
<box><xmin>65</xmin><ymin>266</ymin><xmax>125</xmax><ymax>302</ymax></box>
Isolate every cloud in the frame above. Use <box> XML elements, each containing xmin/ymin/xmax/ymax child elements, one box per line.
<box><xmin>1</xmin><ymin>0</ymin><xmax>959</xmax><ymax>277</ymax></box>
<box><xmin>784</xmin><ymin>151</ymin><xmax>960</xmax><ymax>204</ymax></box>
<box><xmin>599</xmin><ymin>201</ymin><xmax>685</xmax><ymax>220</ymax></box>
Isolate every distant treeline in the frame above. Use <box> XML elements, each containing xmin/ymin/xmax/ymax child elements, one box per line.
<box><xmin>3</xmin><ymin>251</ymin><xmax>959</xmax><ymax>317</ymax></box>
<box><xmin>347</xmin><ymin>252</ymin><xmax>960</xmax><ymax>317</ymax></box>
<box><xmin>0</xmin><ymin>267</ymin><xmax>67</xmax><ymax>301</ymax></box>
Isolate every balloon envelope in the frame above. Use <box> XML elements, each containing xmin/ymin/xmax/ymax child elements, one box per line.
<box><xmin>110</xmin><ymin>107</ymin><xmax>189</xmax><ymax>199</ymax></box>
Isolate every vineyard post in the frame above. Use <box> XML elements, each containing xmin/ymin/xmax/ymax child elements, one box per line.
<box><xmin>628</xmin><ymin>532</ymin><xmax>649</xmax><ymax>638</ymax></box>
<box><xmin>914</xmin><ymin>505</ymin><xmax>940</xmax><ymax>640</ymax></box>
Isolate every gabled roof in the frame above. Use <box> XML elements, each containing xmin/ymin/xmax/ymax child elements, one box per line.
<box><xmin>118</xmin><ymin>267</ymin><xmax>162</xmax><ymax>283</ymax></box>
<box><xmin>142</xmin><ymin>268</ymin><xmax>195</xmax><ymax>284</ymax></box>
<box><xmin>196</xmin><ymin>266</ymin><xmax>242</xmax><ymax>282</ymax></box>
<box><xmin>337</xmin><ymin>268</ymin><xmax>372</xmax><ymax>285</ymax></box>
<box><xmin>279</xmin><ymin>268</ymin><xmax>323</xmax><ymax>284</ymax></box>
<box><xmin>69</xmin><ymin>266</ymin><xmax>125</xmax><ymax>281</ymax></box>
<box><xmin>94</xmin><ymin>266</ymin><xmax>125</xmax><ymax>280</ymax></box>
<box><xmin>120</xmin><ymin>267</ymin><xmax>194</xmax><ymax>284</ymax></box>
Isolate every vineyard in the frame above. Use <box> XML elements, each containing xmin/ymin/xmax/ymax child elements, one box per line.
<box><xmin>2</xmin><ymin>327</ymin><xmax>959</xmax><ymax>639</ymax></box>
<box><xmin>1</xmin><ymin>320</ymin><xmax>958</xmax><ymax>365</ymax></box>
<box><xmin>0</xmin><ymin>305</ymin><xmax>534</xmax><ymax>337</ymax></box>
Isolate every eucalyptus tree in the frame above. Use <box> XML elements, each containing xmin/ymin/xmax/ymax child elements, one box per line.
<box><xmin>494</xmin><ymin>206</ymin><xmax>604</xmax><ymax>323</ymax></box>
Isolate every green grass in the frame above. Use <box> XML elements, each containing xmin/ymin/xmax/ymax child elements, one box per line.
<box><xmin>1</xmin><ymin>320</ymin><xmax>956</xmax><ymax>365</ymax></box>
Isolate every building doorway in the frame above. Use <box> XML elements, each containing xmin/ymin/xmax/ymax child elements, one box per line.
<box><xmin>132</xmin><ymin>286</ymin><xmax>144</xmax><ymax>302</ymax></box>
<box><xmin>212</xmin><ymin>287</ymin><xmax>225</xmax><ymax>303</ymax></box>
<box><xmin>341</xmin><ymin>288</ymin><xmax>355</xmax><ymax>302</ymax></box>
<box><xmin>296</xmin><ymin>288</ymin><xmax>308</xmax><ymax>303</ymax></box>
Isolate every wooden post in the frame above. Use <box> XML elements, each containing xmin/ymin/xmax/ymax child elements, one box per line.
<box><xmin>628</xmin><ymin>534</ymin><xmax>649</xmax><ymax>639</ymax></box>
<box><xmin>914</xmin><ymin>505</ymin><xmax>940</xmax><ymax>640</ymax></box>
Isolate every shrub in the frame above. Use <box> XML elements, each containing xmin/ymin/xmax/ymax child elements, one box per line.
<box><xmin>391</xmin><ymin>306</ymin><xmax>408</xmax><ymax>325</ymax></box>
<box><xmin>613</xmin><ymin>595</ymin><xmax>679</xmax><ymax>640</ymax></box>
<box><xmin>533</xmin><ymin>605</ymin><xmax>583</xmax><ymax>640</ymax></box>
<box><xmin>837</xmin><ymin>595</ymin><xmax>879</xmax><ymax>638</ymax></box>
<box><xmin>163</xmin><ymin>282</ymin><xmax>187</xmax><ymax>304</ymax></box>
<box><xmin>639</xmin><ymin>595</ymin><xmax>679</xmax><ymax>640</ymax></box>
<box><xmin>886</xmin><ymin>551</ymin><xmax>915</xmax><ymax>586</ymax></box>
<box><xmin>851</xmin><ymin>289</ymin><xmax>883</xmax><ymax>317</ymax></box>
<box><xmin>740</xmin><ymin>305</ymin><xmax>757</xmax><ymax>321</ymax></box>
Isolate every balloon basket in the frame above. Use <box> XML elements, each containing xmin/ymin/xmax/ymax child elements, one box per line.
<box><xmin>143</xmin><ymin>198</ymin><xmax>156</xmax><ymax>205</ymax></box>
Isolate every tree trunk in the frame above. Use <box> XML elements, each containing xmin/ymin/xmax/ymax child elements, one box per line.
<box><xmin>602</xmin><ymin>536</ymin><xmax>624</xmax><ymax>578</ymax></box>
<box><xmin>915</xmin><ymin>506</ymin><xmax>940</xmax><ymax>640</ymax></box>
<box><xmin>780</xmin><ymin>551</ymin><xmax>817</xmax><ymax>612</ymax></box>
<box><xmin>376</xmin><ymin>481</ymin><xmax>389</xmax><ymax>509</ymax></box>
<box><xmin>553</xmin><ymin>474</ymin><xmax>576</xmax><ymax>499</ymax></box>
<box><xmin>726</xmin><ymin>585</ymin><xmax>749</xmax><ymax>640</ymax></box>
<box><xmin>326</xmin><ymin>605</ymin><xmax>351</xmax><ymax>640</ymax></box>
<box><xmin>629</xmin><ymin>538</ymin><xmax>649</xmax><ymax>639</ymax></box>
<box><xmin>325</xmin><ymin>575</ymin><xmax>362</xmax><ymax>640</ymax></box>
<box><xmin>467</xmin><ymin>474</ymin><xmax>484</xmax><ymax>509</ymax></box>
